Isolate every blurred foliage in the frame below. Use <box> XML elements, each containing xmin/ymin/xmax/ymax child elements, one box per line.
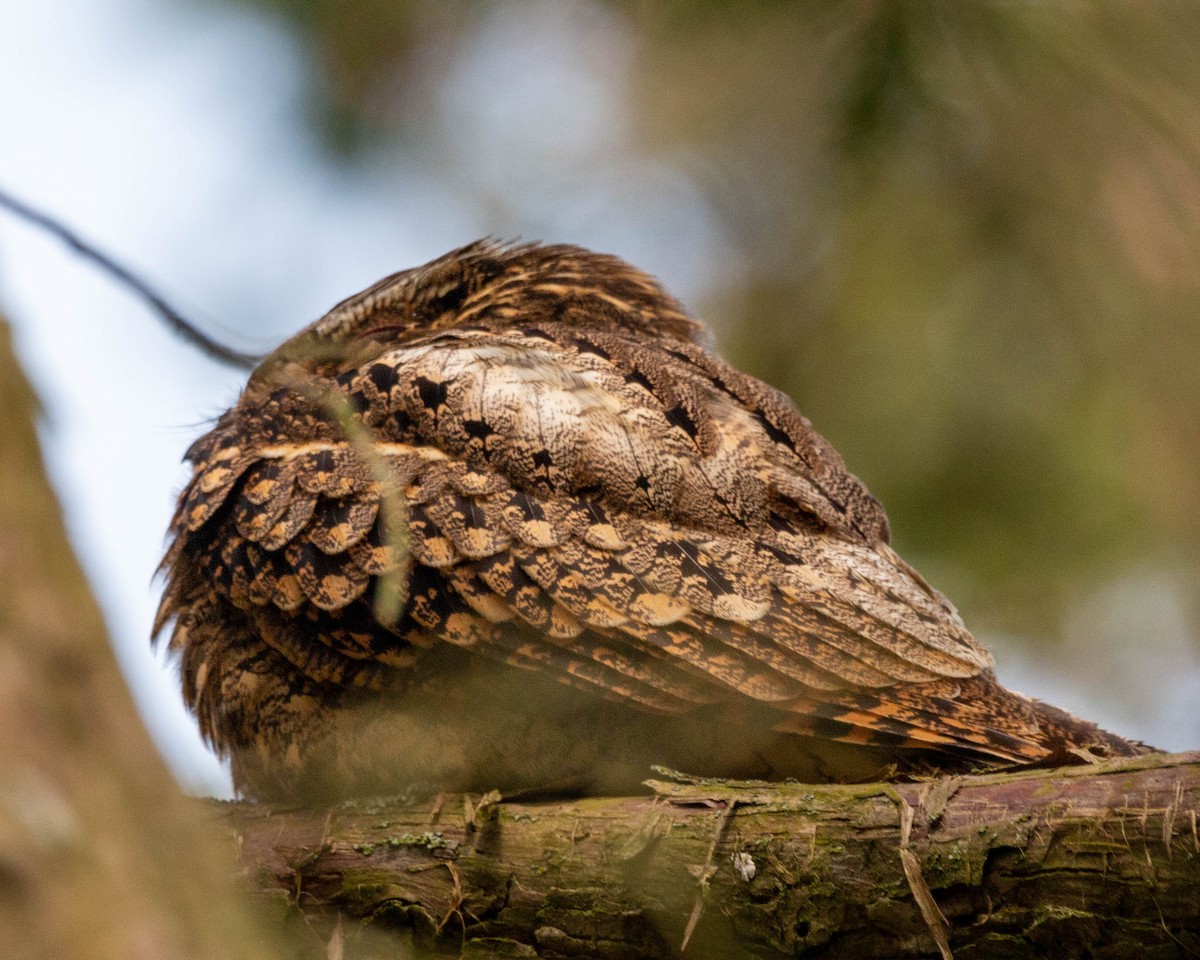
<box><xmin>204</xmin><ymin>0</ymin><xmax>1200</xmax><ymax>647</ymax></box>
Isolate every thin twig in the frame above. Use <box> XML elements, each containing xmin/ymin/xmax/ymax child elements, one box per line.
<box><xmin>0</xmin><ymin>185</ymin><xmax>260</xmax><ymax>368</ymax></box>
<box><xmin>680</xmin><ymin>799</ymin><xmax>738</xmax><ymax>953</ymax></box>
<box><xmin>892</xmin><ymin>788</ymin><xmax>954</xmax><ymax>960</ymax></box>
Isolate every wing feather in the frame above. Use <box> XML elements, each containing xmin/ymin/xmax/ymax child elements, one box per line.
<box><xmin>161</xmin><ymin>323</ymin><xmax>1018</xmax><ymax>767</ymax></box>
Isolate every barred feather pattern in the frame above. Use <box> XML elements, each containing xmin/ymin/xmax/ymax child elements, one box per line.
<box><xmin>157</xmin><ymin>240</ymin><xmax>1145</xmax><ymax>799</ymax></box>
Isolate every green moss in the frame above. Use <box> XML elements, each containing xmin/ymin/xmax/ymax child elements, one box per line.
<box><xmin>794</xmin><ymin>878</ymin><xmax>839</xmax><ymax>900</ymax></box>
<box><xmin>875</xmin><ymin>877</ymin><xmax>913</xmax><ymax>899</ymax></box>
<box><xmin>919</xmin><ymin>838</ymin><xmax>981</xmax><ymax>887</ymax></box>
<box><xmin>351</xmin><ymin>832</ymin><xmax>451</xmax><ymax>857</ymax></box>
<box><xmin>336</xmin><ymin>868</ymin><xmax>410</xmax><ymax>908</ymax></box>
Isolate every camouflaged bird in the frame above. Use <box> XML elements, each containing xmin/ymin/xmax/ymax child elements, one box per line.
<box><xmin>156</xmin><ymin>240</ymin><xmax>1146</xmax><ymax>800</ymax></box>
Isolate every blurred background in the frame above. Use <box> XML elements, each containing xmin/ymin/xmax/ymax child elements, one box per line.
<box><xmin>1</xmin><ymin>0</ymin><xmax>1198</xmax><ymax>796</ymax></box>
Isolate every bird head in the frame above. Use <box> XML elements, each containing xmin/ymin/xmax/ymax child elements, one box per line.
<box><xmin>246</xmin><ymin>239</ymin><xmax>711</xmax><ymax>394</ymax></box>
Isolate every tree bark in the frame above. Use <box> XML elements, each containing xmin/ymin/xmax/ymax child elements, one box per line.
<box><xmin>0</xmin><ymin>314</ymin><xmax>294</xmax><ymax>960</ymax></box>
<box><xmin>217</xmin><ymin>749</ymin><xmax>1200</xmax><ymax>959</ymax></box>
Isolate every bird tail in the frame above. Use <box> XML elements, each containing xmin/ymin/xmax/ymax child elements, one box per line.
<box><xmin>772</xmin><ymin>674</ymin><xmax>1151</xmax><ymax>771</ymax></box>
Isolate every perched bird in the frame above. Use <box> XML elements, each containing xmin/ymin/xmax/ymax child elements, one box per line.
<box><xmin>157</xmin><ymin>240</ymin><xmax>1146</xmax><ymax>801</ymax></box>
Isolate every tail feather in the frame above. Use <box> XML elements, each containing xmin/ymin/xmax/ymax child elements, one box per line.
<box><xmin>772</xmin><ymin>674</ymin><xmax>1150</xmax><ymax>769</ymax></box>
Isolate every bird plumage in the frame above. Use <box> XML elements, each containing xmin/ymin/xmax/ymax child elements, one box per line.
<box><xmin>157</xmin><ymin>240</ymin><xmax>1145</xmax><ymax>800</ymax></box>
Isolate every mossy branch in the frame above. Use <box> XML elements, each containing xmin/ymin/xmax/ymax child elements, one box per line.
<box><xmin>214</xmin><ymin>750</ymin><xmax>1200</xmax><ymax>959</ymax></box>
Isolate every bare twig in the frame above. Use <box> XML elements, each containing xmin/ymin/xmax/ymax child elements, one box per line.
<box><xmin>0</xmin><ymin>185</ymin><xmax>260</xmax><ymax>368</ymax></box>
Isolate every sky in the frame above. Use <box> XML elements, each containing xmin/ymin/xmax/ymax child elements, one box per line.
<box><xmin>0</xmin><ymin>0</ymin><xmax>1193</xmax><ymax>797</ymax></box>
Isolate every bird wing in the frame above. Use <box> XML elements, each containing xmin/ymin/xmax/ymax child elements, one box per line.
<box><xmin>161</xmin><ymin>323</ymin><xmax>1048</xmax><ymax>764</ymax></box>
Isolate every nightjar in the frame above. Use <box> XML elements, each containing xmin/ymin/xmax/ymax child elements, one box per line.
<box><xmin>156</xmin><ymin>240</ymin><xmax>1145</xmax><ymax>800</ymax></box>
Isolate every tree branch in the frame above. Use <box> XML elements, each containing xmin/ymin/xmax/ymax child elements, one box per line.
<box><xmin>217</xmin><ymin>749</ymin><xmax>1200</xmax><ymax>959</ymax></box>
<box><xmin>0</xmin><ymin>313</ymin><xmax>289</xmax><ymax>959</ymax></box>
<box><xmin>0</xmin><ymin>185</ymin><xmax>259</xmax><ymax>367</ymax></box>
